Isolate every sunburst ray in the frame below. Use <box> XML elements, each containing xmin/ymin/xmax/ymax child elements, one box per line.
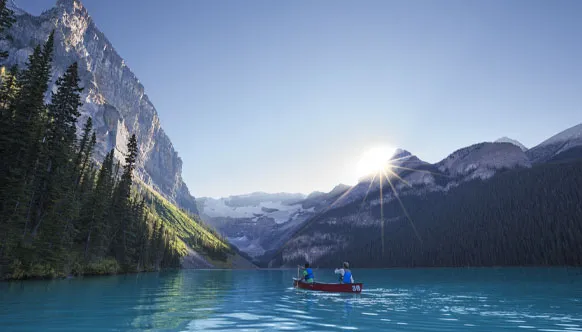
<box><xmin>381</xmin><ymin>169</ymin><xmax>423</xmax><ymax>244</ymax></box>
<box><xmin>358</xmin><ymin>173</ymin><xmax>377</xmax><ymax>210</ymax></box>
<box><xmin>327</xmin><ymin>184</ymin><xmax>356</xmax><ymax>211</ymax></box>
<box><xmin>379</xmin><ymin>171</ymin><xmax>384</xmax><ymax>255</ymax></box>
<box><xmin>386</xmin><ymin>167</ymin><xmax>412</xmax><ymax>188</ymax></box>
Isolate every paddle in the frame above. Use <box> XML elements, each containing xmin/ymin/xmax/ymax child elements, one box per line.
<box><xmin>296</xmin><ymin>265</ymin><xmax>300</xmax><ymax>286</ymax></box>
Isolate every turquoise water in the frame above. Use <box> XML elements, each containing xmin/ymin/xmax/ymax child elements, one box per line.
<box><xmin>1</xmin><ymin>268</ymin><xmax>581</xmax><ymax>331</ymax></box>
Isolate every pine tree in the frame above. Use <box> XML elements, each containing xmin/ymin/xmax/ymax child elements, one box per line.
<box><xmin>46</xmin><ymin>63</ymin><xmax>82</xmax><ymax>152</ymax></box>
<box><xmin>119</xmin><ymin>134</ymin><xmax>138</xmax><ymax>200</ymax></box>
<box><xmin>0</xmin><ymin>66</ymin><xmax>19</xmax><ymax>111</ymax></box>
<box><xmin>78</xmin><ymin>132</ymin><xmax>96</xmax><ymax>185</ymax></box>
<box><xmin>0</xmin><ymin>33</ymin><xmax>54</xmax><ymax>260</ymax></box>
<box><xmin>84</xmin><ymin>150</ymin><xmax>115</xmax><ymax>260</ymax></box>
<box><xmin>31</xmin><ymin>62</ymin><xmax>83</xmax><ymax>270</ymax></box>
<box><xmin>75</xmin><ymin>117</ymin><xmax>95</xmax><ymax>186</ymax></box>
<box><xmin>110</xmin><ymin>134</ymin><xmax>138</xmax><ymax>268</ymax></box>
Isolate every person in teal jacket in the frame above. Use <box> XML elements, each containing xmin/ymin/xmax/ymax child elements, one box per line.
<box><xmin>301</xmin><ymin>263</ymin><xmax>314</xmax><ymax>283</ymax></box>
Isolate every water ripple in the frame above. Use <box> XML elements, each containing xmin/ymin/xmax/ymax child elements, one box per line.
<box><xmin>1</xmin><ymin>268</ymin><xmax>581</xmax><ymax>331</ymax></box>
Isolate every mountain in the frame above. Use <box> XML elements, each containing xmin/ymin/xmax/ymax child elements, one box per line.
<box><xmin>270</xmin><ymin>159</ymin><xmax>582</xmax><ymax>268</ymax></box>
<box><xmin>0</xmin><ymin>0</ymin><xmax>257</xmax><ymax>275</ymax></box>
<box><xmin>268</xmin><ymin>135</ymin><xmax>582</xmax><ymax>268</ymax></box>
<box><xmin>318</xmin><ymin>143</ymin><xmax>529</xmax><ymax>213</ymax></box>
<box><xmin>526</xmin><ymin>123</ymin><xmax>582</xmax><ymax>163</ymax></box>
<box><xmin>1</xmin><ymin>0</ymin><xmax>198</xmax><ymax>214</ymax></box>
<box><xmin>495</xmin><ymin>137</ymin><xmax>527</xmax><ymax>151</ymax></box>
<box><xmin>198</xmin><ymin>143</ymin><xmax>534</xmax><ymax>267</ymax></box>
<box><xmin>197</xmin><ymin>192</ymin><xmax>315</xmax><ymax>265</ymax></box>
<box><xmin>196</xmin><ymin>185</ymin><xmax>359</xmax><ymax>266</ymax></box>
<box><xmin>436</xmin><ymin>142</ymin><xmax>530</xmax><ymax>181</ymax></box>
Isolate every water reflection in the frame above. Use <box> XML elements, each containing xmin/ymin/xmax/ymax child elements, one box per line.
<box><xmin>1</xmin><ymin>268</ymin><xmax>581</xmax><ymax>331</ymax></box>
<box><xmin>130</xmin><ymin>270</ymin><xmax>236</xmax><ymax>331</ymax></box>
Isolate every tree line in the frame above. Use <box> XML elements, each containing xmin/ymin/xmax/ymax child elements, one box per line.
<box><xmin>0</xmin><ymin>3</ymin><xmax>184</xmax><ymax>279</ymax></box>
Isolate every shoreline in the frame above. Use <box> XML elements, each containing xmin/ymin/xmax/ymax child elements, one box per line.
<box><xmin>4</xmin><ymin>265</ymin><xmax>580</xmax><ymax>282</ymax></box>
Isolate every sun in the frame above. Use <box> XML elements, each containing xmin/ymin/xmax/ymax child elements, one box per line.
<box><xmin>355</xmin><ymin>146</ymin><xmax>396</xmax><ymax>180</ymax></box>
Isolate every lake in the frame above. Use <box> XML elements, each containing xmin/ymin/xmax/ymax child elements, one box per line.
<box><xmin>1</xmin><ymin>268</ymin><xmax>581</xmax><ymax>331</ymax></box>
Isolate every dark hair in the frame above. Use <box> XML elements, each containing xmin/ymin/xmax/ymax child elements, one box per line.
<box><xmin>305</xmin><ymin>263</ymin><xmax>310</xmax><ymax>268</ymax></box>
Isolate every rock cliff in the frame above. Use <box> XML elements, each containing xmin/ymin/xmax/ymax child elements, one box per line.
<box><xmin>1</xmin><ymin>0</ymin><xmax>198</xmax><ymax>213</ymax></box>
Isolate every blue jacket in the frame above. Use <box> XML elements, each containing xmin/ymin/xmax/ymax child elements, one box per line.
<box><xmin>343</xmin><ymin>270</ymin><xmax>352</xmax><ymax>284</ymax></box>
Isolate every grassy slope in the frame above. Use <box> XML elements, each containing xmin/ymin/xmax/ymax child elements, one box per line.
<box><xmin>138</xmin><ymin>182</ymin><xmax>253</xmax><ymax>268</ymax></box>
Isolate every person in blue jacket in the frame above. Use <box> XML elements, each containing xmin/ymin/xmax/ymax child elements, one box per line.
<box><xmin>335</xmin><ymin>262</ymin><xmax>354</xmax><ymax>284</ymax></box>
<box><xmin>301</xmin><ymin>263</ymin><xmax>314</xmax><ymax>283</ymax></box>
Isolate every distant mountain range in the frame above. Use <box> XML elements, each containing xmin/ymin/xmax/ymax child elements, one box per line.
<box><xmin>197</xmin><ymin>187</ymin><xmax>349</xmax><ymax>265</ymax></box>
<box><xmin>199</xmin><ymin>124</ymin><xmax>582</xmax><ymax>267</ymax></box>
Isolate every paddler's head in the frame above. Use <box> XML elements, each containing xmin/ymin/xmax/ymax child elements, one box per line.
<box><xmin>305</xmin><ymin>263</ymin><xmax>310</xmax><ymax>268</ymax></box>
<box><xmin>343</xmin><ymin>262</ymin><xmax>349</xmax><ymax>269</ymax></box>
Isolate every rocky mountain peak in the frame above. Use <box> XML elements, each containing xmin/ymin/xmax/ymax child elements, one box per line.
<box><xmin>495</xmin><ymin>137</ymin><xmax>527</xmax><ymax>152</ymax></box>
<box><xmin>437</xmin><ymin>142</ymin><xmax>530</xmax><ymax>180</ymax></box>
<box><xmin>391</xmin><ymin>148</ymin><xmax>412</xmax><ymax>159</ymax></box>
<box><xmin>390</xmin><ymin>149</ymin><xmax>427</xmax><ymax>170</ymax></box>
<box><xmin>527</xmin><ymin>123</ymin><xmax>582</xmax><ymax>163</ymax></box>
<box><xmin>56</xmin><ymin>0</ymin><xmax>79</xmax><ymax>8</ymax></box>
<box><xmin>329</xmin><ymin>183</ymin><xmax>351</xmax><ymax>196</ymax></box>
<box><xmin>537</xmin><ymin>123</ymin><xmax>582</xmax><ymax>147</ymax></box>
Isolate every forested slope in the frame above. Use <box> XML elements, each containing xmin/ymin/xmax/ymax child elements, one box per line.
<box><xmin>271</xmin><ymin>159</ymin><xmax>582</xmax><ymax>268</ymax></box>
<box><xmin>0</xmin><ymin>3</ymin><xmax>236</xmax><ymax>280</ymax></box>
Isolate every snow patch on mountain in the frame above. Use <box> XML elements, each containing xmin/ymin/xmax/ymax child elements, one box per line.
<box><xmin>537</xmin><ymin>124</ymin><xmax>582</xmax><ymax>147</ymax></box>
<box><xmin>527</xmin><ymin>124</ymin><xmax>582</xmax><ymax>163</ymax></box>
<box><xmin>438</xmin><ymin>142</ymin><xmax>530</xmax><ymax>180</ymax></box>
<box><xmin>495</xmin><ymin>137</ymin><xmax>527</xmax><ymax>151</ymax></box>
<box><xmin>200</xmin><ymin>195</ymin><xmax>309</xmax><ymax>224</ymax></box>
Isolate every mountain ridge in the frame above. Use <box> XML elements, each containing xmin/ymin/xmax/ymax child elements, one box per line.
<box><xmin>267</xmin><ymin>123</ymin><xmax>582</xmax><ymax>268</ymax></box>
<box><xmin>527</xmin><ymin>123</ymin><xmax>582</xmax><ymax>163</ymax></box>
<box><xmin>495</xmin><ymin>137</ymin><xmax>527</xmax><ymax>151</ymax></box>
<box><xmin>201</xmin><ymin>124</ymin><xmax>582</xmax><ymax>266</ymax></box>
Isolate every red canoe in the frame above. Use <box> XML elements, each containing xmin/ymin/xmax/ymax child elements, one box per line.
<box><xmin>293</xmin><ymin>278</ymin><xmax>363</xmax><ymax>293</ymax></box>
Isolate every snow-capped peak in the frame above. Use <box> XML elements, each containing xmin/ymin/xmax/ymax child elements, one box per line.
<box><xmin>391</xmin><ymin>148</ymin><xmax>412</xmax><ymax>160</ymax></box>
<box><xmin>328</xmin><ymin>184</ymin><xmax>350</xmax><ymax>196</ymax></box>
<box><xmin>535</xmin><ymin>123</ymin><xmax>582</xmax><ymax>147</ymax></box>
<box><xmin>526</xmin><ymin>123</ymin><xmax>582</xmax><ymax>163</ymax></box>
<box><xmin>495</xmin><ymin>137</ymin><xmax>527</xmax><ymax>152</ymax></box>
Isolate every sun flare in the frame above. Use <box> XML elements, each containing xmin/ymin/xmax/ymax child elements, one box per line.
<box><xmin>355</xmin><ymin>146</ymin><xmax>396</xmax><ymax>180</ymax></box>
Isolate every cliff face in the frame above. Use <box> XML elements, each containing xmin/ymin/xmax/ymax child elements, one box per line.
<box><xmin>2</xmin><ymin>0</ymin><xmax>198</xmax><ymax>213</ymax></box>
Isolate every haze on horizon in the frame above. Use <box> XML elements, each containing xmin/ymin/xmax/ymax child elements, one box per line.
<box><xmin>16</xmin><ymin>0</ymin><xmax>582</xmax><ymax>198</ymax></box>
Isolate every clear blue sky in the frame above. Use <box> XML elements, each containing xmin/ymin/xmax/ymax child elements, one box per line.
<box><xmin>16</xmin><ymin>0</ymin><xmax>582</xmax><ymax>198</ymax></box>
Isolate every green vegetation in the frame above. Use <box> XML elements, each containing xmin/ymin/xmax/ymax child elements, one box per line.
<box><xmin>0</xmin><ymin>6</ymin><xmax>233</xmax><ymax>280</ymax></box>
<box><xmin>139</xmin><ymin>186</ymin><xmax>232</xmax><ymax>262</ymax></box>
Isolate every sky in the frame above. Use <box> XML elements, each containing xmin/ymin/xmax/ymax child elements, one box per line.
<box><xmin>15</xmin><ymin>0</ymin><xmax>582</xmax><ymax>198</ymax></box>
